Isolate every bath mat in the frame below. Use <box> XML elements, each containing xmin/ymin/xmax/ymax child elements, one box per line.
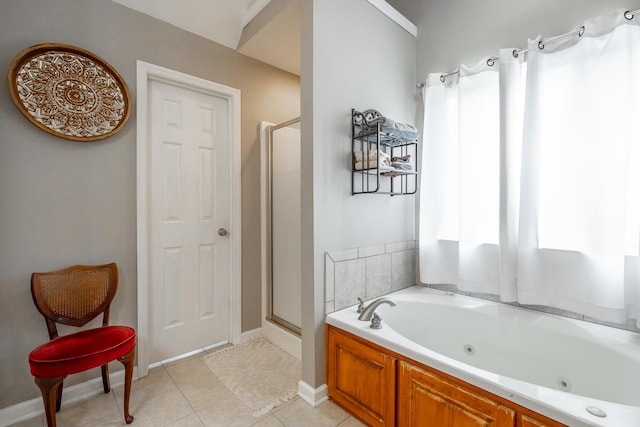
<box><xmin>203</xmin><ymin>337</ymin><xmax>300</xmax><ymax>417</ymax></box>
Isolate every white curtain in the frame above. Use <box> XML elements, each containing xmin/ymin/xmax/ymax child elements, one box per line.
<box><xmin>419</xmin><ymin>58</ymin><xmax>503</xmax><ymax>297</ymax></box>
<box><xmin>518</xmin><ymin>10</ymin><xmax>640</xmax><ymax>323</ymax></box>
<box><xmin>419</xmin><ymin>9</ymin><xmax>640</xmax><ymax>324</ymax></box>
<box><xmin>498</xmin><ymin>48</ymin><xmax>527</xmax><ymax>302</ymax></box>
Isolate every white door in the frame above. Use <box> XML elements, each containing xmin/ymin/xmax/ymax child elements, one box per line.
<box><xmin>148</xmin><ymin>79</ymin><xmax>230</xmax><ymax>363</ymax></box>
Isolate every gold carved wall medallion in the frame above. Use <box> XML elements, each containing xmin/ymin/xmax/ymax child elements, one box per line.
<box><xmin>7</xmin><ymin>43</ymin><xmax>131</xmax><ymax>141</ymax></box>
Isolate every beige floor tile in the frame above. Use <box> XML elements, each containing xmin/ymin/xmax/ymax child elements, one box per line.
<box><xmin>165</xmin><ymin>413</ymin><xmax>206</xmax><ymax>427</ymax></box>
<box><xmin>272</xmin><ymin>399</ymin><xmax>350</xmax><ymax>427</ymax></box>
<box><xmin>195</xmin><ymin>389</ymin><xmax>261</xmax><ymax>427</ymax></box>
<box><xmin>8</xmin><ymin>415</ymin><xmax>43</xmax><ymax>427</ymax></box>
<box><xmin>338</xmin><ymin>416</ymin><xmax>368</xmax><ymax>427</ymax></box>
<box><xmin>10</xmin><ymin>351</ymin><xmax>365</xmax><ymax>427</ymax></box>
<box><xmin>78</xmin><ymin>412</ymin><xmax>131</xmax><ymax>427</ymax></box>
<box><xmin>54</xmin><ymin>392</ymin><xmax>119</xmax><ymax>427</ymax></box>
<box><xmin>130</xmin><ymin>365</ymin><xmax>175</xmax><ymax>391</ymax></box>
<box><xmin>112</xmin><ymin>366</ymin><xmax>193</xmax><ymax>426</ymax></box>
<box><xmin>251</xmin><ymin>415</ymin><xmax>286</xmax><ymax>427</ymax></box>
<box><xmin>165</xmin><ymin>354</ymin><xmax>230</xmax><ymax>410</ymax></box>
<box><xmin>162</xmin><ymin>351</ymin><xmax>207</xmax><ymax>368</ymax></box>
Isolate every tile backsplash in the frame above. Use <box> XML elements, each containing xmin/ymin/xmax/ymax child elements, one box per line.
<box><xmin>325</xmin><ymin>240</ymin><xmax>417</xmax><ymax>314</ymax></box>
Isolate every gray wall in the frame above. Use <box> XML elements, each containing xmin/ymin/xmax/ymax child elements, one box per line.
<box><xmin>0</xmin><ymin>0</ymin><xmax>299</xmax><ymax>408</ymax></box>
<box><xmin>387</xmin><ymin>0</ymin><xmax>640</xmax><ymax>141</ymax></box>
<box><xmin>301</xmin><ymin>0</ymin><xmax>416</xmax><ymax>388</ymax></box>
<box><xmin>414</xmin><ymin>0</ymin><xmax>640</xmax><ymax>74</ymax></box>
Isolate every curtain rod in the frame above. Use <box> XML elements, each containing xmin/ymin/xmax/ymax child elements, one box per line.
<box><xmin>416</xmin><ymin>8</ymin><xmax>640</xmax><ymax>89</ymax></box>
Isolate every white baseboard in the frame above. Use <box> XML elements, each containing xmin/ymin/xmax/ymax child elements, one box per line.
<box><xmin>262</xmin><ymin>320</ymin><xmax>301</xmax><ymax>360</ymax></box>
<box><xmin>297</xmin><ymin>380</ymin><xmax>328</xmax><ymax>408</ymax></box>
<box><xmin>0</xmin><ymin>367</ymin><xmax>139</xmax><ymax>427</ymax></box>
<box><xmin>150</xmin><ymin>347</ymin><xmax>207</xmax><ymax>369</ymax></box>
<box><xmin>241</xmin><ymin>327</ymin><xmax>263</xmax><ymax>342</ymax></box>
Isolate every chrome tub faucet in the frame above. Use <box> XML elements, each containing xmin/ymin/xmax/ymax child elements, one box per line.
<box><xmin>357</xmin><ymin>297</ymin><xmax>397</xmax><ymax>321</ymax></box>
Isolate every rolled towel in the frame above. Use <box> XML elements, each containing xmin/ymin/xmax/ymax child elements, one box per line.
<box><xmin>353</xmin><ymin>150</ymin><xmax>391</xmax><ymax>163</ymax></box>
<box><xmin>353</xmin><ymin>150</ymin><xmax>376</xmax><ymax>162</ymax></box>
<box><xmin>392</xmin><ymin>155</ymin><xmax>411</xmax><ymax>162</ymax></box>
<box><xmin>391</xmin><ymin>162</ymin><xmax>414</xmax><ymax>171</ymax></box>
<box><xmin>354</xmin><ymin>160</ymin><xmax>391</xmax><ymax>170</ymax></box>
<box><xmin>354</xmin><ymin>156</ymin><xmax>391</xmax><ymax>171</ymax></box>
<box><xmin>354</xmin><ymin>160</ymin><xmax>376</xmax><ymax>170</ymax></box>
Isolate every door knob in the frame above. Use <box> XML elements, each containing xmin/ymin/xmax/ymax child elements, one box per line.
<box><xmin>218</xmin><ymin>228</ymin><xmax>229</xmax><ymax>237</ymax></box>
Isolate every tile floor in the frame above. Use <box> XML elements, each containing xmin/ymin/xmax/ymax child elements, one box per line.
<box><xmin>12</xmin><ymin>349</ymin><xmax>365</xmax><ymax>427</ymax></box>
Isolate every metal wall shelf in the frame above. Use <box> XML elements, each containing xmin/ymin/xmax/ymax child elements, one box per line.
<box><xmin>351</xmin><ymin>109</ymin><xmax>418</xmax><ymax>196</ymax></box>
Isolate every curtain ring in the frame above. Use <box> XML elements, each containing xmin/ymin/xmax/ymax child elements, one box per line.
<box><xmin>538</xmin><ymin>40</ymin><xmax>545</xmax><ymax>50</ymax></box>
<box><xmin>486</xmin><ymin>57</ymin><xmax>495</xmax><ymax>67</ymax></box>
<box><xmin>440</xmin><ymin>75</ymin><xmax>445</xmax><ymax>83</ymax></box>
<box><xmin>512</xmin><ymin>49</ymin><xmax>519</xmax><ymax>58</ymax></box>
<box><xmin>578</xmin><ymin>25</ymin><xmax>585</xmax><ymax>37</ymax></box>
<box><xmin>624</xmin><ymin>10</ymin><xmax>634</xmax><ymax>20</ymax></box>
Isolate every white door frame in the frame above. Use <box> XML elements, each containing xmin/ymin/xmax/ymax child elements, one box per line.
<box><xmin>136</xmin><ymin>60</ymin><xmax>242</xmax><ymax>376</ymax></box>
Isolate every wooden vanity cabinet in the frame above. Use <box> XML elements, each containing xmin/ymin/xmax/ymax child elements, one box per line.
<box><xmin>398</xmin><ymin>361</ymin><xmax>515</xmax><ymax>426</ymax></box>
<box><xmin>520</xmin><ymin>415</ymin><xmax>558</xmax><ymax>427</ymax></box>
<box><xmin>326</xmin><ymin>325</ymin><xmax>396</xmax><ymax>426</ymax></box>
<box><xmin>326</xmin><ymin>325</ymin><xmax>566</xmax><ymax>427</ymax></box>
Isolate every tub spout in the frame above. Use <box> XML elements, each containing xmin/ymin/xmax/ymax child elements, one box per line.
<box><xmin>357</xmin><ymin>297</ymin><xmax>397</xmax><ymax>321</ymax></box>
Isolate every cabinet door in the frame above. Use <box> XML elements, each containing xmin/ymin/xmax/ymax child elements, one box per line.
<box><xmin>398</xmin><ymin>361</ymin><xmax>516</xmax><ymax>427</ymax></box>
<box><xmin>327</xmin><ymin>326</ymin><xmax>396</xmax><ymax>427</ymax></box>
<box><xmin>521</xmin><ymin>414</ymin><xmax>561</xmax><ymax>427</ymax></box>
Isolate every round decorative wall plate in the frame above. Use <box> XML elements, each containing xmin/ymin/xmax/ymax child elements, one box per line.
<box><xmin>7</xmin><ymin>43</ymin><xmax>131</xmax><ymax>142</ymax></box>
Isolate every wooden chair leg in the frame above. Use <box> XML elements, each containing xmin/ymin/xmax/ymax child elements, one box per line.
<box><xmin>55</xmin><ymin>380</ymin><xmax>63</xmax><ymax>412</ymax></box>
<box><xmin>101</xmin><ymin>364</ymin><xmax>111</xmax><ymax>393</ymax></box>
<box><xmin>117</xmin><ymin>348</ymin><xmax>135</xmax><ymax>424</ymax></box>
<box><xmin>35</xmin><ymin>376</ymin><xmax>65</xmax><ymax>427</ymax></box>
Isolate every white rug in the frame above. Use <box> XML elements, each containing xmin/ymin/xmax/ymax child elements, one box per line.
<box><xmin>203</xmin><ymin>337</ymin><xmax>301</xmax><ymax>417</ymax></box>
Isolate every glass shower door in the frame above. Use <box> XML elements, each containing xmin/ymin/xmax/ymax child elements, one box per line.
<box><xmin>268</xmin><ymin>118</ymin><xmax>301</xmax><ymax>334</ymax></box>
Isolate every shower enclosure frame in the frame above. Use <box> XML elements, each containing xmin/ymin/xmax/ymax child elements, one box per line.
<box><xmin>264</xmin><ymin>117</ymin><xmax>302</xmax><ymax>337</ymax></box>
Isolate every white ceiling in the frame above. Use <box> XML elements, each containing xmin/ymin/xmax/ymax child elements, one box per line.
<box><xmin>112</xmin><ymin>0</ymin><xmax>301</xmax><ymax>75</ymax></box>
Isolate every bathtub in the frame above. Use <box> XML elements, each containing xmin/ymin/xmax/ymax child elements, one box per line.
<box><xmin>325</xmin><ymin>286</ymin><xmax>640</xmax><ymax>426</ymax></box>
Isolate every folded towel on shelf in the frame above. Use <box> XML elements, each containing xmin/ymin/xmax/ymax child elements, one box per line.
<box><xmin>392</xmin><ymin>155</ymin><xmax>411</xmax><ymax>162</ymax></box>
<box><xmin>379</xmin><ymin>116</ymin><xmax>419</xmax><ymax>144</ymax></box>
<box><xmin>356</xmin><ymin>110</ymin><xmax>419</xmax><ymax>145</ymax></box>
<box><xmin>391</xmin><ymin>162</ymin><xmax>414</xmax><ymax>171</ymax></box>
<box><xmin>380</xmin><ymin>127</ymin><xmax>418</xmax><ymax>145</ymax></box>
<box><xmin>353</xmin><ymin>150</ymin><xmax>390</xmax><ymax>163</ymax></box>
<box><xmin>354</xmin><ymin>158</ymin><xmax>391</xmax><ymax>171</ymax></box>
<box><xmin>381</xmin><ymin>117</ymin><xmax>419</xmax><ymax>136</ymax></box>
<box><xmin>354</xmin><ymin>160</ymin><xmax>376</xmax><ymax>170</ymax></box>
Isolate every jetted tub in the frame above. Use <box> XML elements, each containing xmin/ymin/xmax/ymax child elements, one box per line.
<box><xmin>325</xmin><ymin>286</ymin><xmax>640</xmax><ymax>426</ymax></box>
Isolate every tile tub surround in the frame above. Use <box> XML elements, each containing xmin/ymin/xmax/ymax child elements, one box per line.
<box><xmin>426</xmin><ymin>283</ymin><xmax>640</xmax><ymax>334</ymax></box>
<box><xmin>325</xmin><ymin>243</ymin><xmax>639</xmax><ymax>334</ymax></box>
<box><xmin>325</xmin><ymin>241</ymin><xmax>417</xmax><ymax>313</ymax></box>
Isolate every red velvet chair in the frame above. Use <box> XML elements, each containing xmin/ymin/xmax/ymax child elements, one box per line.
<box><xmin>28</xmin><ymin>263</ymin><xmax>135</xmax><ymax>427</ymax></box>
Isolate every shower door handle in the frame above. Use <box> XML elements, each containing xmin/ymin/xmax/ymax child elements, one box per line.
<box><xmin>218</xmin><ymin>228</ymin><xmax>229</xmax><ymax>237</ymax></box>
